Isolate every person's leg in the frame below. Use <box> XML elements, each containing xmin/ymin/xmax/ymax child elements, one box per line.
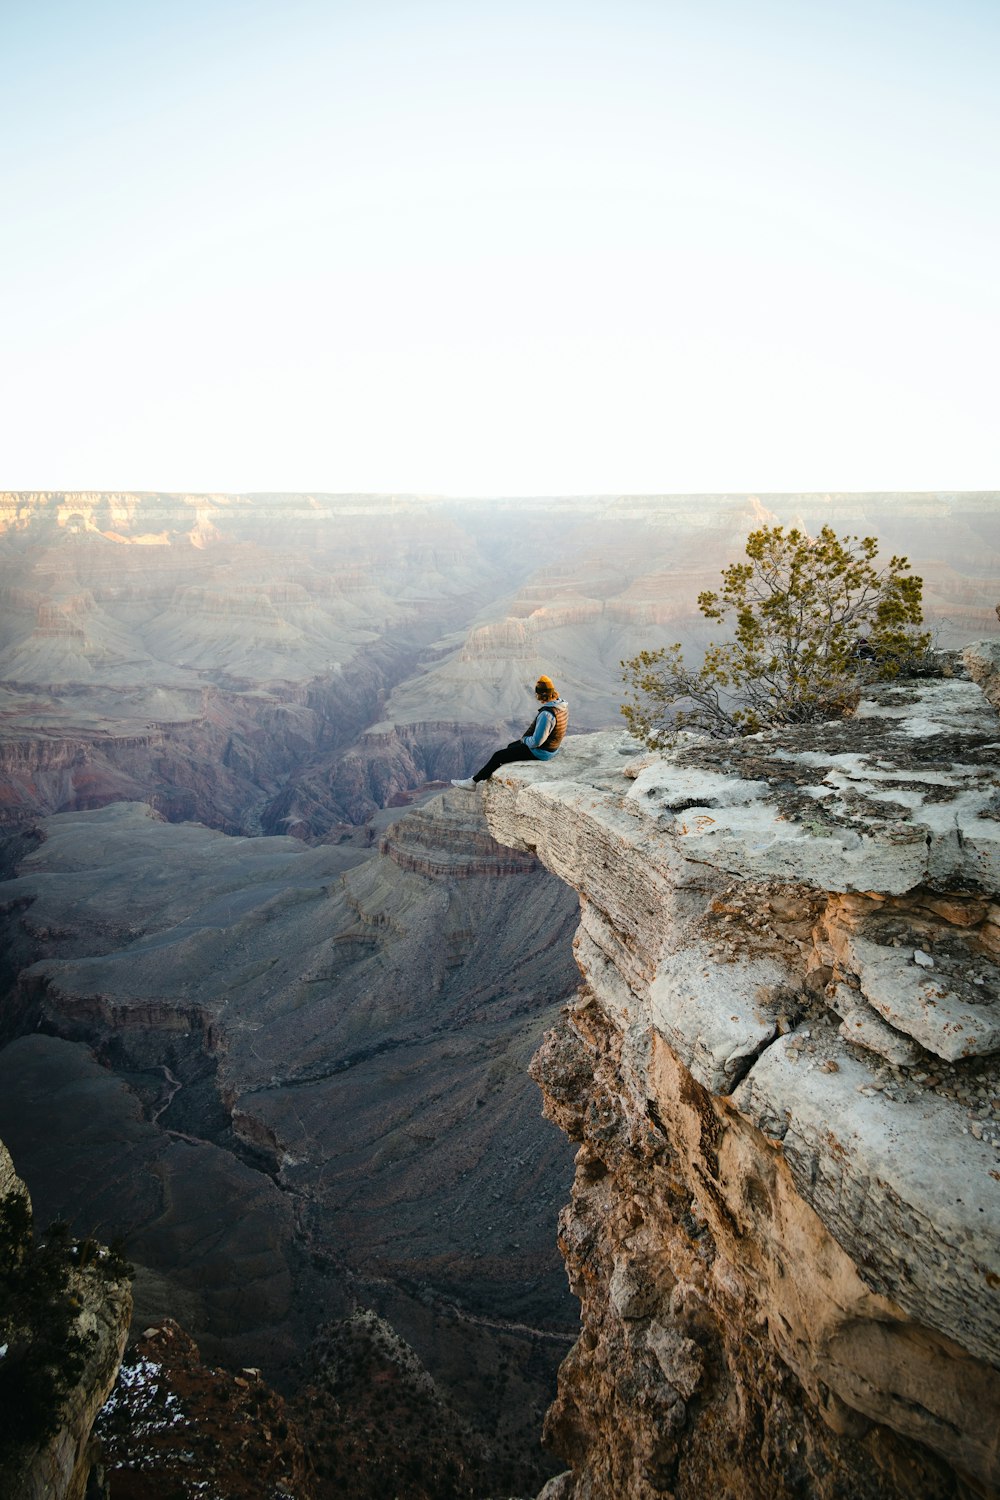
<box><xmin>473</xmin><ymin>741</ymin><xmax>536</xmax><ymax>782</ymax></box>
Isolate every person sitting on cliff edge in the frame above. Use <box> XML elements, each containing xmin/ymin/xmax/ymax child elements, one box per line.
<box><xmin>451</xmin><ymin>675</ymin><xmax>569</xmax><ymax>787</ymax></box>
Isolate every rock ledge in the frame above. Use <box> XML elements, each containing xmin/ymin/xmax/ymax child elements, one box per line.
<box><xmin>483</xmin><ymin>664</ymin><xmax>1000</xmax><ymax>1499</ymax></box>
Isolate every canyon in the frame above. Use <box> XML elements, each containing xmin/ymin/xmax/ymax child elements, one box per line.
<box><xmin>2</xmin><ymin>491</ymin><xmax>997</xmax><ymax>837</ymax></box>
<box><xmin>0</xmin><ymin>792</ymin><xmax>581</xmax><ymax>1496</ymax></box>
<box><xmin>1</xmin><ymin>492</ymin><xmax>998</xmax><ymax>1496</ymax></box>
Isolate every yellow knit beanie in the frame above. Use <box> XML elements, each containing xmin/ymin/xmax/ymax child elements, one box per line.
<box><xmin>535</xmin><ymin>675</ymin><xmax>557</xmax><ymax>699</ymax></box>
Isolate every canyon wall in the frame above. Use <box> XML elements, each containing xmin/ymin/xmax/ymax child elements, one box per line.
<box><xmin>3</xmin><ymin>492</ymin><xmax>997</xmax><ymax>836</ymax></box>
<box><xmin>482</xmin><ymin>646</ymin><xmax>1000</xmax><ymax>1500</ymax></box>
<box><xmin>0</xmin><ymin>491</ymin><xmax>512</xmax><ymax>834</ymax></box>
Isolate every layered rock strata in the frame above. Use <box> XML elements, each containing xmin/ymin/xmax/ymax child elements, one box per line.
<box><xmin>483</xmin><ymin>650</ymin><xmax>1000</xmax><ymax>1499</ymax></box>
<box><xmin>5</xmin><ymin>491</ymin><xmax>997</xmax><ymax>835</ymax></box>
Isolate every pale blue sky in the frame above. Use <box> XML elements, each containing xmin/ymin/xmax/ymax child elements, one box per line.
<box><xmin>1</xmin><ymin>0</ymin><xmax>997</xmax><ymax>493</ymax></box>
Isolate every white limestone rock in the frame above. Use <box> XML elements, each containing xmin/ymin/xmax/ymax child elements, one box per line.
<box><xmin>648</xmin><ymin>945</ymin><xmax>784</xmax><ymax>1094</ymax></box>
<box><xmin>964</xmin><ymin>639</ymin><xmax>1000</xmax><ymax>714</ymax></box>
<box><xmin>836</xmin><ymin>1009</ymin><xmax>923</xmax><ymax>1067</ymax></box>
<box><xmin>482</xmin><ymin>672</ymin><xmax>1000</xmax><ymax>1493</ymax></box>
<box><xmin>731</xmin><ymin>1034</ymin><xmax>1000</xmax><ymax>1367</ymax></box>
<box><xmin>846</xmin><ymin>932</ymin><xmax>1000</xmax><ymax>1061</ymax></box>
<box><xmin>625</xmin><ymin>676</ymin><xmax>1000</xmax><ymax>895</ymax></box>
<box><xmin>827</xmin><ymin>984</ymin><xmax>924</xmax><ymax>1066</ymax></box>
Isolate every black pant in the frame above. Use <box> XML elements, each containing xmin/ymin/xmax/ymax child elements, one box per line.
<box><xmin>473</xmin><ymin>740</ymin><xmax>537</xmax><ymax>782</ymax></box>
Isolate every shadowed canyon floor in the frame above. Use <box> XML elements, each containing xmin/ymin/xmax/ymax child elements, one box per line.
<box><xmin>0</xmin><ymin>793</ymin><xmax>580</xmax><ymax>1494</ymax></box>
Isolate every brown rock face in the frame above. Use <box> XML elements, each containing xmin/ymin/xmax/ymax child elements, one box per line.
<box><xmin>97</xmin><ymin>1319</ymin><xmax>314</xmax><ymax>1499</ymax></box>
<box><xmin>532</xmin><ymin>999</ymin><xmax>975</xmax><ymax>1500</ymax></box>
<box><xmin>966</xmin><ymin>641</ymin><xmax>1000</xmax><ymax>717</ymax></box>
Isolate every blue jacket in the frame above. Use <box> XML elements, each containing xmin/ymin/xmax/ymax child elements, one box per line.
<box><xmin>522</xmin><ymin>697</ymin><xmax>569</xmax><ymax>760</ymax></box>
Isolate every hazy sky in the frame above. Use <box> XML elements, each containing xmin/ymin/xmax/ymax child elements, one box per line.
<box><xmin>2</xmin><ymin>0</ymin><xmax>997</xmax><ymax>494</ymax></box>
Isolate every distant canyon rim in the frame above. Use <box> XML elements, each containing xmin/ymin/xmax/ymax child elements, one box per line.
<box><xmin>0</xmin><ymin>490</ymin><xmax>998</xmax><ymax>1498</ymax></box>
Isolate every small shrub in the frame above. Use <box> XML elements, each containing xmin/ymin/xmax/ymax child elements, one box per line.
<box><xmin>0</xmin><ymin>1209</ymin><xmax>130</xmax><ymax>1452</ymax></box>
<box><xmin>621</xmin><ymin>525</ymin><xmax>930</xmax><ymax>745</ymax></box>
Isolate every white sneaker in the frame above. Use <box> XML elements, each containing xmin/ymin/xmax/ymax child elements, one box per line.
<box><xmin>450</xmin><ymin>777</ymin><xmax>477</xmax><ymax>789</ymax></box>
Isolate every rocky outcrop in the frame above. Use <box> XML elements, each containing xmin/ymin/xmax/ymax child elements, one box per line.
<box><xmin>381</xmin><ymin>788</ymin><xmax>541</xmax><ymax>878</ymax></box>
<box><xmin>482</xmin><ymin>661</ymin><xmax>1000</xmax><ymax>1499</ymax></box>
<box><xmin>966</xmin><ymin>640</ymin><xmax>1000</xmax><ymax>717</ymax></box>
<box><xmin>0</xmin><ymin>1137</ymin><xmax>131</xmax><ymax>1500</ymax></box>
<box><xmin>97</xmin><ymin>1319</ymin><xmax>314</xmax><ymax>1499</ymax></box>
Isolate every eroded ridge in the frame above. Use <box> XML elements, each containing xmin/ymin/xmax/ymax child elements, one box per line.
<box><xmin>484</xmin><ymin>654</ymin><xmax>1000</xmax><ymax>1500</ymax></box>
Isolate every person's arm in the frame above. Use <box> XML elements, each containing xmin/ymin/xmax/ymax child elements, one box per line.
<box><xmin>523</xmin><ymin>707</ymin><xmax>555</xmax><ymax>749</ymax></box>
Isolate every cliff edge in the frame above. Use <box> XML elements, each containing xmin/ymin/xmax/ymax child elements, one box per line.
<box><xmin>0</xmin><ymin>1137</ymin><xmax>131</xmax><ymax>1500</ymax></box>
<box><xmin>483</xmin><ymin>645</ymin><xmax>1000</xmax><ymax>1500</ymax></box>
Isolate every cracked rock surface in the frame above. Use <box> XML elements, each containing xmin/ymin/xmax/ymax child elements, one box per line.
<box><xmin>483</xmin><ymin>660</ymin><xmax>1000</xmax><ymax>1500</ymax></box>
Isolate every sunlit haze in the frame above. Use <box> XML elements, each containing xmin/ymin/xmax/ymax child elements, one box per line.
<box><xmin>2</xmin><ymin>0</ymin><xmax>997</xmax><ymax>494</ymax></box>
